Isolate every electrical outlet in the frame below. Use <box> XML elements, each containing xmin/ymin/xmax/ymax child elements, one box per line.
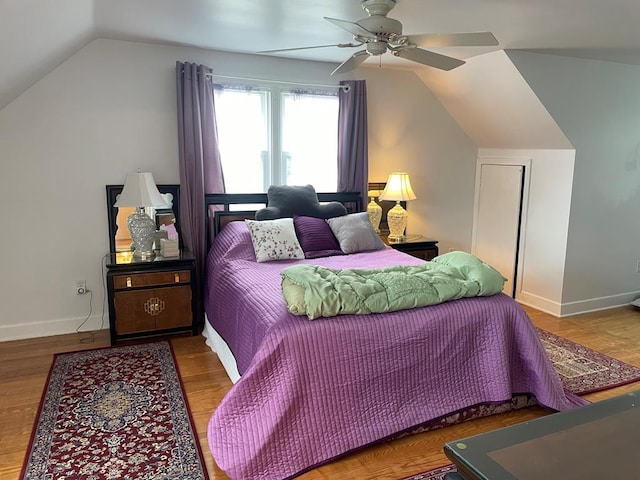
<box><xmin>75</xmin><ymin>280</ymin><xmax>87</xmax><ymax>295</ymax></box>
<box><xmin>637</xmin><ymin>261</ymin><xmax>640</xmax><ymax>273</ymax></box>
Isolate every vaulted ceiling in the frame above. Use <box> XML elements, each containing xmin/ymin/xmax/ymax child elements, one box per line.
<box><xmin>3</xmin><ymin>0</ymin><xmax>640</xmax><ymax>111</ymax></box>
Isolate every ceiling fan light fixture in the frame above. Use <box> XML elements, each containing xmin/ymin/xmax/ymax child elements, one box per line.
<box><xmin>366</xmin><ymin>41</ymin><xmax>387</xmax><ymax>56</ymax></box>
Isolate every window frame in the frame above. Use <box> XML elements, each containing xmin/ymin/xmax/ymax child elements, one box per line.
<box><xmin>213</xmin><ymin>82</ymin><xmax>338</xmax><ymax>193</ymax></box>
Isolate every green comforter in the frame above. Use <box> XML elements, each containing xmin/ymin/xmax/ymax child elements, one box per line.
<box><xmin>281</xmin><ymin>251</ymin><xmax>506</xmax><ymax>320</ymax></box>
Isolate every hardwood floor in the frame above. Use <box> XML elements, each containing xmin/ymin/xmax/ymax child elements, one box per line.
<box><xmin>2</xmin><ymin>305</ymin><xmax>640</xmax><ymax>480</ymax></box>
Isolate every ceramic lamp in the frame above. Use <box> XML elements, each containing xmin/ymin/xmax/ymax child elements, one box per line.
<box><xmin>366</xmin><ymin>189</ymin><xmax>383</xmax><ymax>233</ymax></box>
<box><xmin>379</xmin><ymin>172</ymin><xmax>416</xmax><ymax>243</ymax></box>
<box><xmin>114</xmin><ymin>171</ymin><xmax>167</xmax><ymax>258</ymax></box>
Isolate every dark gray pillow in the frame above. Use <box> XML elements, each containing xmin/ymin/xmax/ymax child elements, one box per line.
<box><xmin>255</xmin><ymin>184</ymin><xmax>347</xmax><ymax>221</ymax></box>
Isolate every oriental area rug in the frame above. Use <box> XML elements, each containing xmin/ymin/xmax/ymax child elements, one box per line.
<box><xmin>535</xmin><ymin>327</ymin><xmax>640</xmax><ymax>394</ymax></box>
<box><xmin>20</xmin><ymin>341</ymin><xmax>208</xmax><ymax>480</ymax></box>
<box><xmin>401</xmin><ymin>328</ymin><xmax>640</xmax><ymax>480</ymax></box>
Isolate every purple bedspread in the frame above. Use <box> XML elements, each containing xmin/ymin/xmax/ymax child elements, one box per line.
<box><xmin>205</xmin><ymin>222</ymin><xmax>586</xmax><ymax>480</ymax></box>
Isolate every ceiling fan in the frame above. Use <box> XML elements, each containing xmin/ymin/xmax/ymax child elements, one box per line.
<box><xmin>258</xmin><ymin>0</ymin><xmax>498</xmax><ymax>75</ymax></box>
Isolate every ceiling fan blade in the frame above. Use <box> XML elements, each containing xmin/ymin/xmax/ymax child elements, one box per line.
<box><xmin>258</xmin><ymin>43</ymin><xmax>361</xmax><ymax>54</ymax></box>
<box><xmin>331</xmin><ymin>50</ymin><xmax>370</xmax><ymax>75</ymax></box>
<box><xmin>394</xmin><ymin>47</ymin><xmax>465</xmax><ymax>71</ymax></box>
<box><xmin>407</xmin><ymin>32</ymin><xmax>499</xmax><ymax>47</ymax></box>
<box><xmin>324</xmin><ymin>17</ymin><xmax>377</xmax><ymax>39</ymax></box>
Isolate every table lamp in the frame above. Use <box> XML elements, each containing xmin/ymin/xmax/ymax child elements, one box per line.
<box><xmin>366</xmin><ymin>188</ymin><xmax>383</xmax><ymax>233</ymax></box>
<box><xmin>379</xmin><ymin>172</ymin><xmax>416</xmax><ymax>243</ymax></box>
<box><xmin>114</xmin><ymin>171</ymin><xmax>167</xmax><ymax>258</ymax></box>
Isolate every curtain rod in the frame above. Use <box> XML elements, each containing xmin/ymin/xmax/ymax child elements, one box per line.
<box><xmin>206</xmin><ymin>73</ymin><xmax>351</xmax><ymax>92</ymax></box>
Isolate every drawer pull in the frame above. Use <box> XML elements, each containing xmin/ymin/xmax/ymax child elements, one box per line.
<box><xmin>144</xmin><ymin>297</ymin><xmax>165</xmax><ymax>316</ymax></box>
<box><xmin>126</xmin><ymin>277</ymin><xmax>132</xmax><ymax>288</ymax></box>
<box><xmin>174</xmin><ymin>273</ymin><xmax>180</xmax><ymax>283</ymax></box>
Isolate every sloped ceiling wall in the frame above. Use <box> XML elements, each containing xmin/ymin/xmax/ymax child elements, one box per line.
<box><xmin>415</xmin><ymin>50</ymin><xmax>572</xmax><ymax>149</ymax></box>
<box><xmin>0</xmin><ymin>0</ymin><xmax>94</xmax><ymax>110</ymax></box>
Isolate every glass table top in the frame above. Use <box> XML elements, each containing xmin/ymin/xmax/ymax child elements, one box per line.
<box><xmin>444</xmin><ymin>390</ymin><xmax>640</xmax><ymax>480</ymax></box>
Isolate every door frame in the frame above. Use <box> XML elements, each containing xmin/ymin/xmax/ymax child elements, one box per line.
<box><xmin>471</xmin><ymin>156</ymin><xmax>531</xmax><ymax>299</ymax></box>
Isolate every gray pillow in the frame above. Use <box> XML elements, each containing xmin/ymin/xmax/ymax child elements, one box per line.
<box><xmin>255</xmin><ymin>184</ymin><xmax>347</xmax><ymax>221</ymax></box>
<box><xmin>327</xmin><ymin>212</ymin><xmax>386</xmax><ymax>254</ymax></box>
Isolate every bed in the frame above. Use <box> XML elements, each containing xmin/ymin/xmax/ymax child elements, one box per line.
<box><xmin>202</xmin><ymin>191</ymin><xmax>586</xmax><ymax>480</ymax></box>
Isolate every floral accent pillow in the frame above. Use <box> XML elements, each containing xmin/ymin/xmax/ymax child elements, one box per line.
<box><xmin>245</xmin><ymin>218</ymin><xmax>305</xmax><ymax>263</ymax></box>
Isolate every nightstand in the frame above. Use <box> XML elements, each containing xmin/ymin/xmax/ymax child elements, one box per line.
<box><xmin>382</xmin><ymin>234</ymin><xmax>439</xmax><ymax>261</ymax></box>
<box><xmin>105</xmin><ymin>250</ymin><xmax>197</xmax><ymax>345</ymax></box>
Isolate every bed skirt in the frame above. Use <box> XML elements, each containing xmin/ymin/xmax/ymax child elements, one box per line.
<box><xmin>202</xmin><ymin>316</ymin><xmax>241</xmax><ymax>384</ymax></box>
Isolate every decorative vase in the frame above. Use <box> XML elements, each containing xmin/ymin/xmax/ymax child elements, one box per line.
<box><xmin>367</xmin><ymin>197</ymin><xmax>383</xmax><ymax>233</ymax></box>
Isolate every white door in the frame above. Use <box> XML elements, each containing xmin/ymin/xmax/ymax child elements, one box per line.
<box><xmin>472</xmin><ymin>164</ymin><xmax>524</xmax><ymax>297</ymax></box>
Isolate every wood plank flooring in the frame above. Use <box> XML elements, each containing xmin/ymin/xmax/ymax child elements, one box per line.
<box><xmin>1</xmin><ymin>305</ymin><xmax>640</xmax><ymax>480</ymax></box>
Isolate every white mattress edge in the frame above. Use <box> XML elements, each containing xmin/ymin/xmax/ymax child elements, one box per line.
<box><xmin>202</xmin><ymin>315</ymin><xmax>241</xmax><ymax>384</ymax></box>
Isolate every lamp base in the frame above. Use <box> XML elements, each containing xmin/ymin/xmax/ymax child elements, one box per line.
<box><xmin>127</xmin><ymin>208</ymin><xmax>157</xmax><ymax>258</ymax></box>
<box><xmin>367</xmin><ymin>198</ymin><xmax>383</xmax><ymax>233</ymax></box>
<box><xmin>386</xmin><ymin>202</ymin><xmax>408</xmax><ymax>244</ymax></box>
<box><xmin>387</xmin><ymin>234</ymin><xmax>406</xmax><ymax>244</ymax></box>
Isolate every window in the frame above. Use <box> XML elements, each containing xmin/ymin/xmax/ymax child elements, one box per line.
<box><xmin>214</xmin><ymin>85</ymin><xmax>339</xmax><ymax>193</ymax></box>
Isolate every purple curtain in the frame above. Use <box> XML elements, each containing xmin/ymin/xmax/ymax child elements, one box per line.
<box><xmin>337</xmin><ymin>79</ymin><xmax>368</xmax><ymax>210</ymax></box>
<box><xmin>176</xmin><ymin>62</ymin><xmax>225</xmax><ymax>321</ymax></box>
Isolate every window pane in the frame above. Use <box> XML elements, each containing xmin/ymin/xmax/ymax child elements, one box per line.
<box><xmin>281</xmin><ymin>92</ymin><xmax>338</xmax><ymax>191</ymax></box>
<box><xmin>214</xmin><ymin>88</ymin><xmax>269</xmax><ymax>193</ymax></box>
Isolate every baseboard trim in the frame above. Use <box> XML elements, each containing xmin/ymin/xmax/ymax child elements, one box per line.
<box><xmin>516</xmin><ymin>289</ymin><xmax>640</xmax><ymax>318</ymax></box>
<box><xmin>0</xmin><ymin>315</ymin><xmax>108</xmax><ymax>342</ymax></box>
<box><xmin>516</xmin><ymin>291</ymin><xmax>562</xmax><ymax>317</ymax></box>
<box><xmin>559</xmin><ymin>291</ymin><xmax>640</xmax><ymax>317</ymax></box>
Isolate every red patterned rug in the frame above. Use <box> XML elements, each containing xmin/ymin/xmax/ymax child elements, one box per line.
<box><xmin>401</xmin><ymin>329</ymin><xmax>640</xmax><ymax>480</ymax></box>
<box><xmin>536</xmin><ymin>328</ymin><xmax>640</xmax><ymax>394</ymax></box>
<box><xmin>20</xmin><ymin>341</ymin><xmax>208</xmax><ymax>480</ymax></box>
<box><xmin>402</xmin><ymin>464</ymin><xmax>458</xmax><ymax>480</ymax></box>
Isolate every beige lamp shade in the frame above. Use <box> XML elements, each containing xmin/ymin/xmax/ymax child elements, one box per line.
<box><xmin>114</xmin><ymin>172</ymin><xmax>166</xmax><ymax>208</ymax></box>
<box><xmin>379</xmin><ymin>172</ymin><xmax>417</xmax><ymax>202</ymax></box>
<box><xmin>379</xmin><ymin>172</ymin><xmax>417</xmax><ymax>243</ymax></box>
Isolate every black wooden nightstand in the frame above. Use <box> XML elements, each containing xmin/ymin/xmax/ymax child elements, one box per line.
<box><xmin>105</xmin><ymin>250</ymin><xmax>197</xmax><ymax>345</ymax></box>
<box><xmin>381</xmin><ymin>234</ymin><xmax>439</xmax><ymax>261</ymax></box>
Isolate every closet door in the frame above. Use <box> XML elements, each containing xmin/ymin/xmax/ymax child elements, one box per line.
<box><xmin>472</xmin><ymin>164</ymin><xmax>524</xmax><ymax>297</ymax></box>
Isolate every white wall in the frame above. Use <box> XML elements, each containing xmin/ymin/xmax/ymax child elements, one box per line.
<box><xmin>0</xmin><ymin>38</ymin><xmax>476</xmax><ymax>341</ymax></box>
<box><xmin>366</xmin><ymin>70</ymin><xmax>478</xmax><ymax>254</ymax></box>
<box><xmin>413</xmin><ymin>49</ymin><xmax>578</xmax><ymax>314</ymax></box>
<box><xmin>508</xmin><ymin>51</ymin><xmax>640</xmax><ymax>314</ymax></box>
<box><xmin>478</xmin><ymin>149</ymin><xmax>575</xmax><ymax>316</ymax></box>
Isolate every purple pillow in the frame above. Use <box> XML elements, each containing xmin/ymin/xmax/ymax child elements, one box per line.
<box><xmin>293</xmin><ymin>215</ymin><xmax>344</xmax><ymax>259</ymax></box>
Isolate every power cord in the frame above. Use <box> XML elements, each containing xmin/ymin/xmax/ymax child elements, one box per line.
<box><xmin>75</xmin><ymin>254</ymin><xmax>110</xmax><ymax>343</ymax></box>
<box><xmin>76</xmin><ymin>289</ymin><xmax>95</xmax><ymax>343</ymax></box>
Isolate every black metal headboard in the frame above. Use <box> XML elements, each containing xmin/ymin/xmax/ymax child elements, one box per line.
<box><xmin>204</xmin><ymin>192</ymin><xmax>362</xmax><ymax>248</ymax></box>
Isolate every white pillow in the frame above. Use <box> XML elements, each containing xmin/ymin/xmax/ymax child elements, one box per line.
<box><xmin>245</xmin><ymin>218</ymin><xmax>305</xmax><ymax>263</ymax></box>
<box><xmin>326</xmin><ymin>212</ymin><xmax>386</xmax><ymax>254</ymax></box>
